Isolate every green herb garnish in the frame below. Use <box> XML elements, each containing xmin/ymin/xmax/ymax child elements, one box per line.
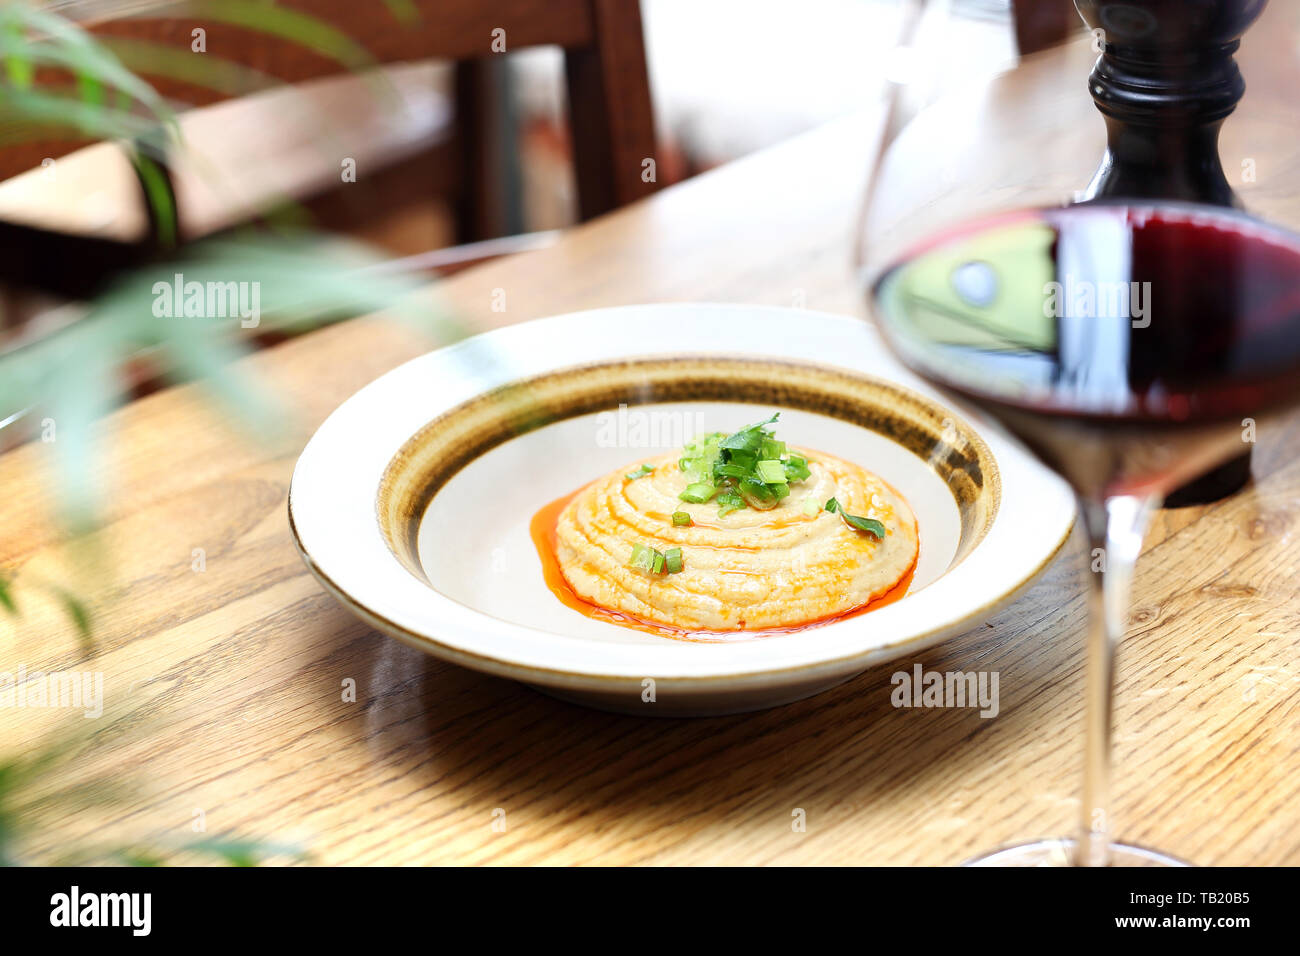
<box><xmin>679</xmin><ymin>482</ymin><xmax>715</xmax><ymax>504</ymax></box>
<box><xmin>671</xmin><ymin>511</ymin><xmax>691</xmax><ymax>527</ymax></box>
<box><xmin>824</xmin><ymin>496</ymin><xmax>884</xmax><ymax>537</ymax></box>
<box><xmin>737</xmin><ymin>475</ymin><xmax>778</xmax><ymax>511</ymax></box>
<box><xmin>719</xmin><ymin>412</ymin><xmax>778</xmax><ymax>453</ymax></box>
<box><xmin>716</xmin><ymin>492</ymin><xmax>746</xmax><ymax>517</ymax></box>
<box><xmin>625</xmin><ymin>463</ymin><xmax>654</xmax><ymax>481</ymax></box>
<box><xmin>628</xmin><ymin>543</ymin><xmax>684</xmax><ymax>575</ymax></box>
<box><xmin>628</xmin><ymin>543</ymin><xmax>655</xmax><ymax>572</ymax></box>
<box><xmin>676</xmin><ymin>412</ymin><xmax>812</xmax><ymax>515</ymax></box>
<box><xmin>841</xmin><ymin>513</ymin><xmax>886</xmax><ymax>538</ymax></box>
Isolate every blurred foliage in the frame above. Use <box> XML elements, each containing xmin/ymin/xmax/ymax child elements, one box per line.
<box><xmin>0</xmin><ymin>2</ymin><xmax>459</xmax><ymax>643</ymax></box>
<box><xmin>0</xmin><ymin>724</ymin><xmax>309</xmax><ymax>866</ymax></box>
<box><xmin>0</xmin><ymin>3</ymin><xmax>177</xmax><ymax>146</ymax></box>
<box><xmin>0</xmin><ymin>230</ymin><xmax>444</xmax><ymax>523</ymax></box>
<box><xmin>0</xmin><ymin>2</ymin><xmax>453</xmax><ymax>864</ymax></box>
<box><xmin>0</xmin><ymin>567</ymin><xmax>95</xmax><ymax>649</ymax></box>
<box><xmin>0</xmin><ymin>0</ymin><xmax>420</xmax><ymax>146</ymax></box>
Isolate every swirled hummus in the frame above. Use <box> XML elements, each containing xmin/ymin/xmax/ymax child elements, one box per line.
<box><xmin>550</xmin><ymin>435</ymin><xmax>918</xmax><ymax>633</ymax></box>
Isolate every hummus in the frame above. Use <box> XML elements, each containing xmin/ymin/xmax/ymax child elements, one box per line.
<box><xmin>552</xmin><ymin>449</ymin><xmax>918</xmax><ymax>632</ymax></box>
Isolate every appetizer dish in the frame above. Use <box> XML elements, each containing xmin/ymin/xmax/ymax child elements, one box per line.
<box><xmin>533</xmin><ymin>413</ymin><xmax>919</xmax><ymax>638</ymax></box>
<box><xmin>291</xmin><ymin>305</ymin><xmax>1073</xmax><ymax>713</ymax></box>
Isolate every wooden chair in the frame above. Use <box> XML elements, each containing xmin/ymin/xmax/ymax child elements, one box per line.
<box><xmin>1011</xmin><ymin>0</ymin><xmax>1082</xmax><ymax>56</ymax></box>
<box><xmin>0</xmin><ymin>0</ymin><xmax>659</xmax><ymax>265</ymax></box>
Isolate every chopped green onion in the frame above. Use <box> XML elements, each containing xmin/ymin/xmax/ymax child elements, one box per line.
<box><xmin>801</xmin><ymin>497</ymin><xmax>821</xmax><ymax>516</ymax></box>
<box><xmin>679</xmin><ymin>482</ymin><xmax>716</xmax><ymax>503</ymax></box>
<box><xmin>723</xmin><ymin>450</ymin><xmax>757</xmax><ymax>474</ymax></box>
<box><xmin>716</xmin><ymin>492</ymin><xmax>746</xmax><ymax>517</ymax></box>
<box><xmin>670</xmin><ymin>413</ymin><xmax>816</xmax><ymax>519</ymax></box>
<box><xmin>841</xmin><ymin>513</ymin><xmax>886</xmax><ymax>538</ymax></box>
<box><xmin>824</xmin><ymin>497</ymin><xmax>840</xmax><ymax>513</ymax></box>
<box><xmin>630</xmin><ymin>543</ymin><xmax>682</xmax><ymax>574</ymax></box>
<box><xmin>671</xmin><ymin>511</ymin><xmax>691</xmax><ymax>527</ymax></box>
<box><xmin>719</xmin><ymin>413</ymin><xmax>779</xmax><ymax>454</ymax></box>
<box><xmin>686</xmin><ymin>431</ymin><xmax>725</xmax><ymax>451</ymax></box>
<box><xmin>628</xmin><ymin>543</ymin><xmax>655</xmax><ymax>572</ymax></box>
<box><xmin>625</xmin><ymin>463</ymin><xmax>654</xmax><ymax>480</ymax></box>
<box><xmin>738</xmin><ymin>476</ymin><xmax>779</xmax><ymax>511</ymax></box>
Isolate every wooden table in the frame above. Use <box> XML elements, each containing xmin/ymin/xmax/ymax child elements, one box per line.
<box><xmin>4</xmin><ymin>14</ymin><xmax>1300</xmax><ymax>866</ymax></box>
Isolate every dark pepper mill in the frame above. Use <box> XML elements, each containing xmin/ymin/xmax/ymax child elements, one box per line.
<box><xmin>1074</xmin><ymin>0</ymin><xmax>1268</xmax><ymax>506</ymax></box>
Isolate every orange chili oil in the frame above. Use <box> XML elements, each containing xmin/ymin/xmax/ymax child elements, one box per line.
<box><xmin>530</xmin><ymin>486</ymin><xmax>916</xmax><ymax>643</ymax></box>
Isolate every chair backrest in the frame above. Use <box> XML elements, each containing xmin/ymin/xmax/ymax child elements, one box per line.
<box><xmin>1011</xmin><ymin>0</ymin><xmax>1081</xmax><ymax>55</ymax></box>
<box><xmin>2</xmin><ymin>0</ymin><xmax>659</xmax><ymax>219</ymax></box>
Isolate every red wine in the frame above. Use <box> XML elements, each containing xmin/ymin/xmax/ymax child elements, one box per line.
<box><xmin>871</xmin><ymin>202</ymin><xmax>1300</xmax><ymax>497</ymax></box>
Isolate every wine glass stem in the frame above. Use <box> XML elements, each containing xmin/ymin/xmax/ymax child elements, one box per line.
<box><xmin>1075</xmin><ymin>493</ymin><xmax>1157</xmax><ymax>867</ymax></box>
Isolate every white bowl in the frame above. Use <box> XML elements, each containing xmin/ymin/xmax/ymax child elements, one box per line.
<box><xmin>289</xmin><ymin>305</ymin><xmax>1075</xmax><ymax>715</ymax></box>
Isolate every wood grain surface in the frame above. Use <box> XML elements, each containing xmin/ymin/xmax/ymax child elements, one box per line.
<box><xmin>2</xmin><ymin>13</ymin><xmax>1300</xmax><ymax>865</ymax></box>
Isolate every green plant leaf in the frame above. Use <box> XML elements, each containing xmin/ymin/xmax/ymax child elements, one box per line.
<box><xmin>115</xmin><ymin>850</ymin><xmax>165</xmax><ymax>867</ymax></box>
<box><xmin>0</xmin><ymin>5</ymin><xmax>175</xmax><ymax>132</ymax></box>
<box><xmin>54</xmin><ymin>589</ymin><xmax>92</xmax><ymax>642</ymax></box>
<box><xmin>2</xmin><ymin>17</ymin><xmax>32</xmax><ymax>89</ymax></box>
<box><xmin>43</xmin><ymin>316</ymin><xmax>121</xmax><ymax>530</ymax></box>
<box><xmin>0</xmin><ymin>230</ymin><xmax>453</xmax><ymax>531</ymax></box>
<box><xmin>130</xmin><ymin>152</ymin><xmax>177</xmax><ymax>248</ymax></box>
<box><xmin>179</xmin><ymin>1</ymin><xmax>375</xmax><ymax>71</ymax></box>
<box><xmin>381</xmin><ymin>0</ymin><xmax>420</xmax><ymax>25</ymax></box>
<box><xmin>841</xmin><ymin>513</ymin><xmax>887</xmax><ymax>538</ymax></box>
<box><xmin>181</xmin><ymin>836</ymin><xmax>308</xmax><ymax>867</ymax></box>
<box><xmin>75</xmin><ymin>71</ymin><xmax>103</xmax><ymax>107</ymax></box>
<box><xmin>99</xmin><ymin>36</ymin><xmax>279</xmax><ymax>99</ymax></box>
<box><xmin>0</xmin><ymin>86</ymin><xmax>160</xmax><ymax>144</ymax></box>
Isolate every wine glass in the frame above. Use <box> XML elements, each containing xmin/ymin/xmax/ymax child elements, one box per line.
<box><xmin>857</xmin><ymin>0</ymin><xmax>1300</xmax><ymax>866</ymax></box>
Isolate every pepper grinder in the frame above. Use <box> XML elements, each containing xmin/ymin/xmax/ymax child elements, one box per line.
<box><xmin>1074</xmin><ymin>0</ymin><xmax>1268</xmax><ymax>505</ymax></box>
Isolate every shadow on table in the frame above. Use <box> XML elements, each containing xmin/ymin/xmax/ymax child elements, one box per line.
<box><xmin>333</xmin><ymin>536</ymin><xmax>1088</xmax><ymax>863</ymax></box>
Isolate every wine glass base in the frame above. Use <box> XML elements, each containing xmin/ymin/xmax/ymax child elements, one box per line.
<box><xmin>964</xmin><ymin>839</ymin><xmax>1191</xmax><ymax>867</ymax></box>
